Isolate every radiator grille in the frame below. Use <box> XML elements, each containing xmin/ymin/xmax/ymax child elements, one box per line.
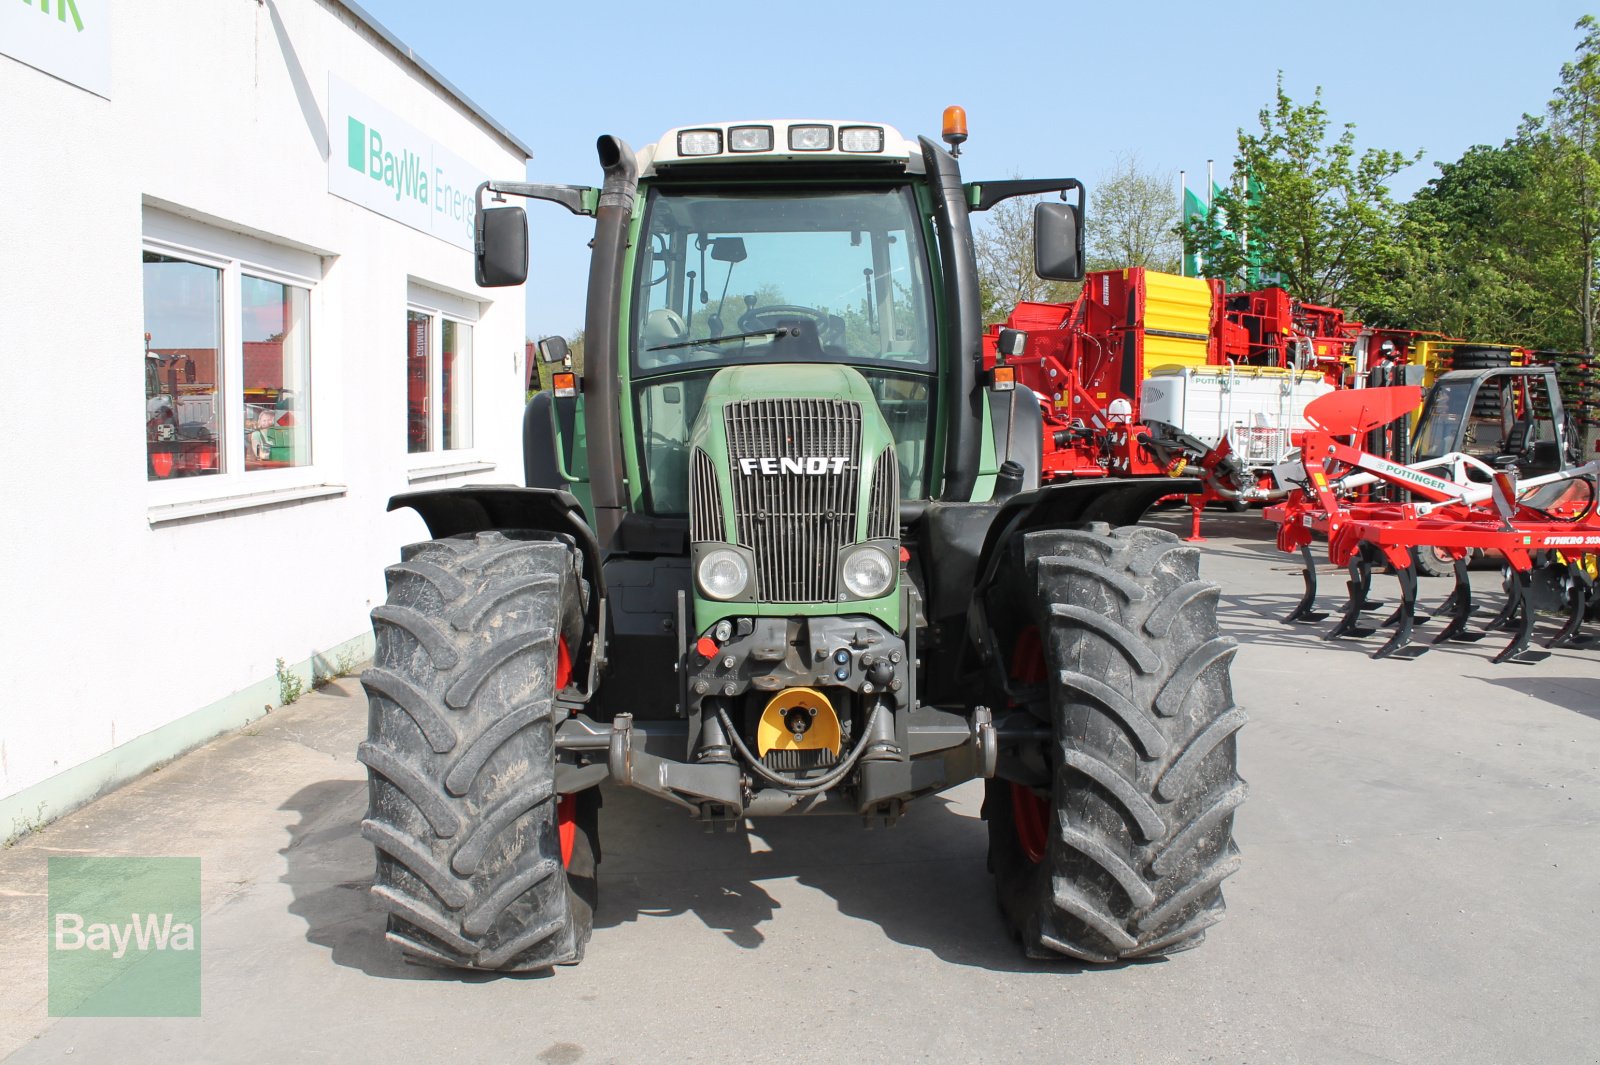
<box><xmin>689</xmin><ymin>448</ymin><xmax>724</xmax><ymax>543</ymax></box>
<box><xmin>866</xmin><ymin>446</ymin><xmax>899</xmax><ymax>541</ymax></box>
<box><xmin>724</xmin><ymin>398</ymin><xmax>861</xmax><ymax>603</ymax></box>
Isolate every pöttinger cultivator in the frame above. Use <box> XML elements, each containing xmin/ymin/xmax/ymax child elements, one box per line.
<box><xmin>1266</xmin><ymin>381</ymin><xmax>1600</xmax><ymax>664</ymax></box>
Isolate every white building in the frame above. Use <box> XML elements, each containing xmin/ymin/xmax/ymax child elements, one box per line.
<box><xmin>0</xmin><ymin>0</ymin><xmax>532</xmax><ymax>834</ymax></box>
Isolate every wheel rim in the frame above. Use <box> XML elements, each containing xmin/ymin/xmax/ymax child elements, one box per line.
<box><xmin>1010</xmin><ymin>782</ymin><xmax>1049</xmax><ymax>864</ymax></box>
<box><xmin>557</xmin><ymin>795</ymin><xmax>576</xmax><ymax>869</ymax></box>
<box><xmin>555</xmin><ymin>636</ymin><xmax>572</xmax><ymax>690</ymax></box>
<box><xmin>1009</xmin><ymin>626</ymin><xmax>1050</xmax><ymax>865</ymax></box>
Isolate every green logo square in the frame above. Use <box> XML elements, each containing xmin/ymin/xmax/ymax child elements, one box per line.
<box><xmin>48</xmin><ymin>857</ymin><xmax>201</xmax><ymax>1017</ymax></box>
<box><xmin>347</xmin><ymin>116</ymin><xmax>367</xmax><ymax>172</ymax></box>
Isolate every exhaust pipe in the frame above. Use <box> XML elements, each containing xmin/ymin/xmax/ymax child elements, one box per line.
<box><xmin>584</xmin><ymin>135</ymin><xmax>639</xmax><ymax>548</ymax></box>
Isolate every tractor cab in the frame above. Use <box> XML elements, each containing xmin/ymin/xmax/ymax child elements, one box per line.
<box><xmin>1412</xmin><ymin>365</ymin><xmax>1574</xmax><ymax>479</ymax></box>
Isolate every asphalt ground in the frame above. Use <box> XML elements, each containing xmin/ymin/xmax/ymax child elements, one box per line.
<box><xmin>2</xmin><ymin>510</ymin><xmax>1597</xmax><ymax>1064</ymax></box>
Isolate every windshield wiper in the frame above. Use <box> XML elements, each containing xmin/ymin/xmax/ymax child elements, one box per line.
<box><xmin>647</xmin><ymin>327</ymin><xmax>789</xmax><ymax>352</ymax></box>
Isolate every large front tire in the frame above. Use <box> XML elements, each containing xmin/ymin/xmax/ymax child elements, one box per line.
<box><xmin>358</xmin><ymin>532</ymin><xmax>597</xmax><ymax>971</ymax></box>
<box><xmin>985</xmin><ymin>525</ymin><xmax>1246</xmax><ymax>962</ymax></box>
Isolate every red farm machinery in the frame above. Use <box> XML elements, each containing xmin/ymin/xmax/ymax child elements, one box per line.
<box><xmin>980</xmin><ymin>270</ymin><xmax>1600</xmax><ymax>658</ymax></box>
<box><xmin>1265</xmin><ymin>371</ymin><xmax>1599</xmax><ymax>663</ymax></box>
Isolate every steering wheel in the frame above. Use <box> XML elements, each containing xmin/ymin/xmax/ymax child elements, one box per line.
<box><xmin>738</xmin><ymin>303</ymin><xmax>833</xmax><ymax>337</ymax></box>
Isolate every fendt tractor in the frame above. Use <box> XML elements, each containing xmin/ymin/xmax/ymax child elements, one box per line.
<box><xmin>358</xmin><ymin>113</ymin><xmax>1245</xmax><ymax>971</ymax></box>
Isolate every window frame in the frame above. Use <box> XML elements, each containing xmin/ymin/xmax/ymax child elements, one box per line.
<box><xmin>141</xmin><ymin>228</ymin><xmax>327</xmax><ymax>516</ymax></box>
<box><xmin>405</xmin><ymin>283</ymin><xmax>485</xmax><ymax>479</ymax></box>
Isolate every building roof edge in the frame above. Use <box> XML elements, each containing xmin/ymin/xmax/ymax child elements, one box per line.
<box><xmin>331</xmin><ymin>0</ymin><xmax>533</xmax><ymax>160</ymax></box>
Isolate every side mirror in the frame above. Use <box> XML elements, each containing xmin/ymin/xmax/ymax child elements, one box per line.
<box><xmin>537</xmin><ymin>335</ymin><xmax>570</xmax><ymax>364</ymax></box>
<box><xmin>476</xmin><ymin>205</ymin><xmax>529</xmax><ymax>287</ymax></box>
<box><xmin>1034</xmin><ymin>201</ymin><xmax>1084</xmax><ymax>282</ymax></box>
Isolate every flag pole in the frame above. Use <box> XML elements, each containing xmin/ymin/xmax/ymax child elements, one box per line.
<box><xmin>1178</xmin><ymin>169</ymin><xmax>1187</xmax><ymax>276</ymax></box>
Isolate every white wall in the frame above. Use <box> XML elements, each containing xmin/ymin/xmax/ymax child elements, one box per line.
<box><xmin>0</xmin><ymin>0</ymin><xmax>530</xmax><ymax>824</ymax></box>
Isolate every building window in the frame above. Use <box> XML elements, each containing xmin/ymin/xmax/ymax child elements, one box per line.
<box><xmin>442</xmin><ymin>319</ymin><xmax>473</xmax><ymax>450</ymax></box>
<box><xmin>243</xmin><ymin>276</ymin><xmax>312</xmax><ymax>470</ymax></box>
<box><xmin>143</xmin><ymin>253</ymin><xmax>224</xmax><ymax>480</ymax></box>
<box><xmin>406</xmin><ymin>307</ymin><xmax>474</xmax><ymax>454</ymax></box>
<box><xmin>142</xmin><ymin>228</ymin><xmax>319</xmax><ymax>488</ymax></box>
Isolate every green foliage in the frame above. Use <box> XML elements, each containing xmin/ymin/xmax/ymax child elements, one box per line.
<box><xmin>1087</xmin><ymin>153</ymin><xmax>1182</xmax><ymax>274</ymax></box>
<box><xmin>1180</xmin><ymin>75</ymin><xmax>1419</xmax><ymax>311</ymax></box>
<box><xmin>1382</xmin><ymin>138</ymin><xmax>1572</xmax><ymax>345</ymax></box>
<box><xmin>975</xmin><ymin>192</ymin><xmax>1080</xmax><ymax>323</ymax></box>
<box><xmin>275</xmin><ymin>658</ymin><xmax>303</xmax><ymax>707</ymax></box>
<box><xmin>1539</xmin><ymin>14</ymin><xmax>1600</xmax><ymax>351</ymax></box>
<box><xmin>1381</xmin><ymin>17</ymin><xmax>1600</xmax><ymax>352</ymax></box>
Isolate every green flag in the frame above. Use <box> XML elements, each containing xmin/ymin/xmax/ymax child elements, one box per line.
<box><xmin>1183</xmin><ymin>186</ymin><xmax>1206</xmax><ymax>277</ymax></box>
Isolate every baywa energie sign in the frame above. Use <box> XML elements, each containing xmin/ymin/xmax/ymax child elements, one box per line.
<box><xmin>1</xmin><ymin>0</ymin><xmax>110</xmax><ymax>99</ymax></box>
<box><xmin>326</xmin><ymin>74</ymin><xmax>486</xmax><ymax>252</ymax></box>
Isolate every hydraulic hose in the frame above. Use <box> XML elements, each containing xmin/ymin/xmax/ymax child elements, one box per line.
<box><xmin>715</xmin><ymin>703</ymin><xmax>886</xmax><ymax>796</ymax></box>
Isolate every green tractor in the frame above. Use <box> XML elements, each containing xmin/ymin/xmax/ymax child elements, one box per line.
<box><xmin>359</xmin><ymin>118</ymin><xmax>1245</xmax><ymax>970</ymax></box>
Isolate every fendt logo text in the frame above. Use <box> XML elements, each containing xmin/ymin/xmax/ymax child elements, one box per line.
<box><xmin>739</xmin><ymin>457</ymin><xmax>849</xmax><ymax>476</ymax></box>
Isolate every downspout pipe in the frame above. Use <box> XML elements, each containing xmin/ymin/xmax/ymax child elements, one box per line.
<box><xmin>584</xmin><ymin>135</ymin><xmax>638</xmax><ymax>549</ymax></box>
<box><xmin>920</xmin><ymin>137</ymin><xmax>983</xmax><ymax>502</ymax></box>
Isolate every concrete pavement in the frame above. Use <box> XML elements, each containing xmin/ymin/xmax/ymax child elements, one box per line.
<box><xmin>2</xmin><ymin>512</ymin><xmax>1597</xmax><ymax>1064</ymax></box>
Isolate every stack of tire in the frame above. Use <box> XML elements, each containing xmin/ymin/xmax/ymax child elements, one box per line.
<box><xmin>1449</xmin><ymin>346</ymin><xmax>1516</xmax><ymax>420</ymax></box>
<box><xmin>1539</xmin><ymin>349</ymin><xmax>1599</xmax><ymax>451</ymax></box>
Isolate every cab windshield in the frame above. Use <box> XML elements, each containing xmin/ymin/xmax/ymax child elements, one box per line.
<box><xmin>628</xmin><ymin>185</ymin><xmax>938</xmax><ymax>513</ymax></box>
<box><xmin>631</xmin><ymin>186</ymin><xmax>934</xmax><ymax>372</ymax></box>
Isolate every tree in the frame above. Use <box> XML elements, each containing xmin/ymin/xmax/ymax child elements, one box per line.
<box><xmin>1381</xmin><ymin>139</ymin><xmax>1571</xmax><ymax>346</ymax></box>
<box><xmin>974</xmin><ymin>193</ymin><xmax>1078</xmax><ymax>323</ymax></box>
<box><xmin>1539</xmin><ymin>14</ymin><xmax>1600</xmax><ymax>352</ymax></box>
<box><xmin>1087</xmin><ymin>153</ymin><xmax>1181</xmax><ymax>273</ymax></box>
<box><xmin>1180</xmin><ymin>75</ymin><xmax>1419</xmax><ymax>312</ymax></box>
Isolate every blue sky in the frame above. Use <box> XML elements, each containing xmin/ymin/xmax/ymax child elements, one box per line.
<box><xmin>355</xmin><ymin>0</ymin><xmax>1591</xmax><ymax>339</ymax></box>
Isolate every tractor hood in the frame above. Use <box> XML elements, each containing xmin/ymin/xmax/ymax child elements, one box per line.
<box><xmin>685</xmin><ymin>363</ymin><xmax>903</xmax><ymax>631</ymax></box>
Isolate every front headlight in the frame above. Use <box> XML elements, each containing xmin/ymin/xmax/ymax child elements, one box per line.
<box><xmin>698</xmin><ymin>548</ymin><xmax>750</xmax><ymax>601</ymax></box>
<box><xmin>841</xmin><ymin>545</ymin><xmax>895</xmax><ymax>599</ymax></box>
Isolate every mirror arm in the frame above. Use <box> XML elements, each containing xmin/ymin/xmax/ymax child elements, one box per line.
<box><xmin>481</xmin><ymin>181</ymin><xmax>597</xmax><ymax>217</ymax></box>
<box><xmin>968</xmin><ymin>178</ymin><xmax>1083</xmax><ymax>213</ymax></box>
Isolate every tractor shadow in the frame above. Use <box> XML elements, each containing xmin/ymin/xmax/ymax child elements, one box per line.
<box><xmin>278</xmin><ymin>778</ymin><xmax>1109</xmax><ymax>979</ymax></box>
<box><xmin>278</xmin><ymin>778</ymin><xmax>548</xmax><ymax>982</ymax></box>
<box><xmin>591</xmin><ymin>784</ymin><xmax>1117</xmax><ymax>975</ymax></box>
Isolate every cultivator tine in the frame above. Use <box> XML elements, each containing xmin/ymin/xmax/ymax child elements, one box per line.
<box><xmin>1325</xmin><ymin>550</ymin><xmax>1379</xmax><ymax>640</ymax></box>
<box><xmin>1284</xmin><ymin>544</ymin><xmax>1330</xmax><ymax>624</ymax></box>
<box><xmin>1483</xmin><ymin>570</ymin><xmax>1522</xmax><ymax>633</ymax></box>
<box><xmin>1548</xmin><ymin>563</ymin><xmax>1596</xmax><ymax>649</ymax></box>
<box><xmin>1374</xmin><ymin>565</ymin><xmax>1424</xmax><ymax>659</ymax></box>
<box><xmin>1491</xmin><ymin>571</ymin><xmax>1550</xmax><ymax>664</ymax></box>
<box><xmin>1432</xmin><ymin>558</ymin><xmax>1484</xmax><ymax>644</ymax></box>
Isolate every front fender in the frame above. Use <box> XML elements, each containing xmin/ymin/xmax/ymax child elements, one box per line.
<box><xmin>388</xmin><ymin>485</ymin><xmax>605</xmax><ymax>610</ymax></box>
